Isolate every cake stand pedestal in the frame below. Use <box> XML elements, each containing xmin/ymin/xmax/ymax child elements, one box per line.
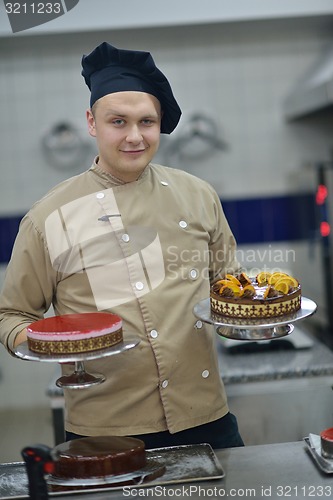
<box><xmin>193</xmin><ymin>297</ymin><xmax>317</xmax><ymax>341</ymax></box>
<box><xmin>14</xmin><ymin>337</ymin><xmax>140</xmax><ymax>389</ymax></box>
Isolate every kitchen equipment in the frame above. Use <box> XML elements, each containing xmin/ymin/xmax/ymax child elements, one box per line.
<box><xmin>289</xmin><ymin>161</ymin><xmax>333</xmax><ymax>346</ymax></box>
<box><xmin>42</xmin><ymin>122</ymin><xmax>92</xmax><ymax>171</ymax></box>
<box><xmin>284</xmin><ymin>44</ymin><xmax>333</xmax><ymax>120</ymax></box>
<box><xmin>21</xmin><ymin>444</ymin><xmax>53</xmax><ymax>499</ymax></box>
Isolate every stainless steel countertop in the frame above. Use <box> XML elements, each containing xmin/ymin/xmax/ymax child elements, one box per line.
<box><xmin>218</xmin><ymin>329</ymin><xmax>333</xmax><ymax>384</ymax></box>
<box><xmin>46</xmin><ymin>441</ymin><xmax>332</xmax><ymax>500</ymax></box>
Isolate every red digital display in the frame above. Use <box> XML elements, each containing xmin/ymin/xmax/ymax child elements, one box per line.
<box><xmin>316</xmin><ymin>184</ymin><xmax>328</xmax><ymax>205</ymax></box>
<box><xmin>320</xmin><ymin>221</ymin><xmax>331</xmax><ymax>237</ymax></box>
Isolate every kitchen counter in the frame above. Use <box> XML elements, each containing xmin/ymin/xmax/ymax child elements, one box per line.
<box><xmin>217</xmin><ymin>327</ymin><xmax>333</xmax><ymax>384</ymax></box>
<box><xmin>13</xmin><ymin>441</ymin><xmax>330</xmax><ymax>500</ymax></box>
<box><xmin>217</xmin><ymin>327</ymin><xmax>333</xmax><ymax>444</ymax></box>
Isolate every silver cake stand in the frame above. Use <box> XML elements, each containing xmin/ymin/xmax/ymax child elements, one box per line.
<box><xmin>193</xmin><ymin>297</ymin><xmax>317</xmax><ymax>341</ymax></box>
<box><xmin>14</xmin><ymin>337</ymin><xmax>140</xmax><ymax>389</ymax></box>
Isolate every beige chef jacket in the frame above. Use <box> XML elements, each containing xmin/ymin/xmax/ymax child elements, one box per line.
<box><xmin>0</xmin><ymin>160</ymin><xmax>239</xmax><ymax>436</ymax></box>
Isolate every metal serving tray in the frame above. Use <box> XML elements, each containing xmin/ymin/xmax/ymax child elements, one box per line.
<box><xmin>0</xmin><ymin>443</ymin><xmax>224</xmax><ymax>498</ymax></box>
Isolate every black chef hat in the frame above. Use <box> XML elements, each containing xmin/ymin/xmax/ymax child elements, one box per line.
<box><xmin>81</xmin><ymin>42</ymin><xmax>181</xmax><ymax>134</ymax></box>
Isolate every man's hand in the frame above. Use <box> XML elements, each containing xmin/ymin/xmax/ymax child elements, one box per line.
<box><xmin>14</xmin><ymin>328</ymin><xmax>28</xmax><ymax>347</ymax></box>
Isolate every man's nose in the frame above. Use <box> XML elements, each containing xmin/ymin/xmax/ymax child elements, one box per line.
<box><xmin>126</xmin><ymin>125</ymin><xmax>143</xmax><ymax>143</ymax></box>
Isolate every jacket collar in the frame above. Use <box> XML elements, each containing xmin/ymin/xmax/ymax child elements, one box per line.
<box><xmin>89</xmin><ymin>156</ymin><xmax>149</xmax><ymax>187</ymax></box>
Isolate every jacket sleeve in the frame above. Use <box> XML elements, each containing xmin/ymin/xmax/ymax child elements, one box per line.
<box><xmin>0</xmin><ymin>214</ymin><xmax>56</xmax><ymax>352</ymax></box>
<box><xmin>207</xmin><ymin>185</ymin><xmax>241</xmax><ymax>283</ymax></box>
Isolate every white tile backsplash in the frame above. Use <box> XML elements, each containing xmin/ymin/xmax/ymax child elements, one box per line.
<box><xmin>0</xmin><ymin>20</ymin><xmax>332</xmax><ymax>213</ymax></box>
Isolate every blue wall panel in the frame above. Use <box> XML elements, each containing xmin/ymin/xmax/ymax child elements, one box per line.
<box><xmin>0</xmin><ymin>193</ymin><xmax>317</xmax><ymax>264</ymax></box>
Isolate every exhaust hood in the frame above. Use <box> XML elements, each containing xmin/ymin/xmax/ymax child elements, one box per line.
<box><xmin>284</xmin><ymin>44</ymin><xmax>333</xmax><ymax>120</ymax></box>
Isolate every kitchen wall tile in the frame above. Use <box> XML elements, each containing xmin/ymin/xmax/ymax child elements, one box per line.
<box><xmin>1</xmin><ymin>21</ymin><xmax>332</xmax><ymax>215</ymax></box>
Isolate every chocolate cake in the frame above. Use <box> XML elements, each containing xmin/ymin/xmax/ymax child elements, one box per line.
<box><xmin>27</xmin><ymin>312</ymin><xmax>123</xmax><ymax>355</ymax></box>
<box><xmin>52</xmin><ymin>436</ymin><xmax>146</xmax><ymax>479</ymax></box>
<box><xmin>211</xmin><ymin>272</ymin><xmax>301</xmax><ymax>319</ymax></box>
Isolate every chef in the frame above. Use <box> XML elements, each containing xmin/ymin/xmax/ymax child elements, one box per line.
<box><xmin>0</xmin><ymin>42</ymin><xmax>244</xmax><ymax>449</ymax></box>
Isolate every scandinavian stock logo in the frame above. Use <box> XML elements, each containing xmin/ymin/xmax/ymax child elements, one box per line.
<box><xmin>45</xmin><ymin>190</ymin><xmax>166</xmax><ymax>310</ymax></box>
<box><xmin>3</xmin><ymin>0</ymin><xmax>80</xmax><ymax>33</ymax></box>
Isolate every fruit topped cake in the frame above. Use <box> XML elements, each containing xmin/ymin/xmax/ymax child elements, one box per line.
<box><xmin>210</xmin><ymin>271</ymin><xmax>301</xmax><ymax>319</ymax></box>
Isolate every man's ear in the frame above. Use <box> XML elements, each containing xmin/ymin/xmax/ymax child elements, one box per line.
<box><xmin>86</xmin><ymin>109</ymin><xmax>96</xmax><ymax>137</ymax></box>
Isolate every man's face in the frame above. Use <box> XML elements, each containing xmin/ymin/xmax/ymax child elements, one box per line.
<box><xmin>86</xmin><ymin>91</ymin><xmax>162</xmax><ymax>182</ymax></box>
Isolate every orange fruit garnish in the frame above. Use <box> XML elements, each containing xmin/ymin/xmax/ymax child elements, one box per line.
<box><xmin>256</xmin><ymin>272</ymin><xmax>272</xmax><ymax>285</ymax></box>
<box><xmin>268</xmin><ymin>272</ymin><xmax>289</xmax><ymax>285</ymax></box>
<box><xmin>274</xmin><ymin>281</ymin><xmax>290</xmax><ymax>294</ymax></box>
<box><xmin>225</xmin><ymin>274</ymin><xmax>241</xmax><ymax>286</ymax></box>
<box><xmin>243</xmin><ymin>284</ymin><xmax>255</xmax><ymax>292</ymax></box>
<box><xmin>275</xmin><ymin>276</ymin><xmax>298</xmax><ymax>289</ymax></box>
<box><xmin>263</xmin><ymin>285</ymin><xmax>272</xmax><ymax>299</ymax></box>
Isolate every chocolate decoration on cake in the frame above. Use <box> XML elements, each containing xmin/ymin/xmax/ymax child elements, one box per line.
<box><xmin>211</xmin><ymin>272</ymin><xmax>301</xmax><ymax>319</ymax></box>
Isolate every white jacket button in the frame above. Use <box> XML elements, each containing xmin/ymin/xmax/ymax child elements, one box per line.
<box><xmin>202</xmin><ymin>370</ymin><xmax>210</xmax><ymax>378</ymax></box>
<box><xmin>161</xmin><ymin>380</ymin><xmax>169</xmax><ymax>388</ymax></box>
<box><xmin>189</xmin><ymin>269</ymin><xmax>198</xmax><ymax>279</ymax></box>
<box><xmin>150</xmin><ymin>330</ymin><xmax>158</xmax><ymax>339</ymax></box>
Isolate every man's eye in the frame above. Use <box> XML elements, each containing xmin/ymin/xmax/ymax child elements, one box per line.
<box><xmin>113</xmin><ymin>119</ymin><xmax>125</xmax><ymax>126</ymax></box>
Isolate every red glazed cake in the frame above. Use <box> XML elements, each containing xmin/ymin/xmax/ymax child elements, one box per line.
<box><xmin>52</xmin><ymin>436</ymin><xmax>146</xmax><ymax>479</ymax></box>
<box><xmin>26</xmin><ymin>312</ymin><xmax>123</xmax><ymax>354</ymax></box>
<box><xmin>320</xmin><ymin>427</ymin><xmax>333</xmax><ymax>459</ymax></box>
<box><xmin>211</xmin><ymin>271</ymin><xmax>301</xmax><ymax>319</ymax></box>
